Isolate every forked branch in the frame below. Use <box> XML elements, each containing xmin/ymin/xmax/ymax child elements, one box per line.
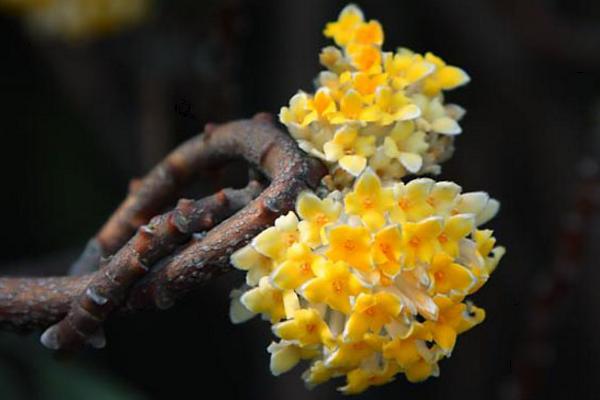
<box><xmin>0</xmin><ymin>114</ymin><xmax>326</xmax><ymax>351</ymax></box>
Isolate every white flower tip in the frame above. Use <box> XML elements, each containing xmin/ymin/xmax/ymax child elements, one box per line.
<box><xmin>444</xmin><ymin>104</ymin><xmax>467</xmax><ymax>121</ymax></box>
<box><xmin>399</xmin><ymin>104</ymin><xmax>422</xmax><ymax>121</ymax></box>
<box><xmin>476</xmin><ymin>198</ymin><xmax>500</xmax><ymax>226</ymax></box>
<box><xmin>340</xmin><ymin>4</ymin><xmax>364</xmax><ymax>20</ymax></box>
<box><xmin>399</xmin><ymin>152</ymin><xmax>423</xmax><ymax>173</ymax></box>
<box><xmin>339</xmin><ymin>155</ymin><xmax>367</xmax><ymax>176</ymax></box>
<box><xmin>432</xmin><ymin>117</ymin><xmax>461</xmax><ymax>135</ymax></box>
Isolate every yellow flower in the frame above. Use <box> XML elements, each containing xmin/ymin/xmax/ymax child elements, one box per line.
<box><xmin>455</xmin><ymin>192</ymin><xmax>500</xmax><ymax>226</ymax></box>
<box><xmin>344</xmin><ymin>292</ymin><xmax>402</xmax><ymax>341</ymax></box>
<box><xmin>372</xmin><ymin>224</ymin><xmax>403</xmax><ymax>277</ymax></box>
<box><xmin>437</xmin><ymin>214</ymin><xmax>475</xmax><ymax>257</ymax></box>
<box><xmin>6</xmin><ymin>0</ymin><xmax>149</xmax><ymax>41</ymax></box>
<box><xmin>267</xmin><ymin>341</ymin><xmax>320</xmax><ymax>376</ymax></box>
<box><xmin>424</xmin><ymin>296</ymin><xmax>471</xmax><ymax>352</ymax></box>
<box><xmin>340</xmin><ymin>362</ymin><xmax>400</xmax><ymax>394</ymax></box>
<box><xmin>241</xmin><ymin>277</ymin><xmax>299</xmax><ymax>323</ymax></box>
<box><xmin>456</xmin><ymin>300</ymin><xmax>486</xmax><ymax>334</ymax></box>
<box><xmin>392</xmin><ymin>269</ymin><xmax>439</xmax><ymax>319</ymax></box>
<box><xmin>302</xmin><ymin>361</ymin><xmax>341</xmax><ymax>388</ymax></box>
<box><xmin>390</xmin><ymin>178</ymin><xmax>435</xmax><ymax>223</ymax></box>
<box><xmin>319</xmin><ymin>46</ymin><xmax>350</xmax><ymax>74</ymax></box>
<box><xmin>230</xmin><ymin>244</ymin><xmax>273</xmax><ymax>286</ymax></box>
<box><xmin>428</xmin><ymin>253</ymin><xmax>475</xmax><ymax>296</ymax></box>
<box><xmin>273</xmin><ymin>308</ymin><xmax>335</xmax><ymax>347</ymax></box>
<box><xmin>412</xmin><ymin>94</ymin><xmax>462</xmax><ymax>135</ymax></box>
<box><xmin>301</xmin><ymin>260</ymin><xmax>364</xmax><ymax>314</ymax></box>
<box><xmin>229</xmin><ymin>287</ymin><xmax>256</xmax><ymax>324</ymax></box>
<box><xmin>361</xmin><ymin>86</ymin><xmax>421</xmax><ymax>126</ymax></box>
<box><xmin>422</xmin><ymin>52</ymin><xmax>471</xmax><ymax>96</ymax></box>
<box><xmin>252</xmin><ymin>212</ymin><xmax>299</xmax><ymax>261</ymax></box>
<box><xmin>306</xmin><ymin>87</ymin><xmax>337</xmax><ymax>123</ymax></box>
<box><xmin>232</xmin><ymin>5</ymin><xmax>502</xmax><ymax>392</ymax></box>
<box><xmin>347</xmin><ymin>43</ymin><xmax>382</xmax><ymax>73</ymax></box>
<box><xmin>382</xmin><ymin>322</ymin><xmax>432</xmax><ymax>367</ymax></box>
<box><xmin>474</xmin><ymin>229</ymin><xmax>496</xmax><ymax>257</ymax></box>
<box><xmin>350</xmin><ymin>72</ymin><xmax>388</xmax><ymax>100</ymax></box>
<box><xmin>405</xmin><ymin>359</ymin><xmax>439</xmax><ymax>383</ymax></box>
<box><xmin>383</xmin><ymin>121</ymin><xmax>428</xmax><ymax>173</ymax></box>
<box><xmin>271</xmin><ymin>243</ymin><xmax>322</xmax><ymax>290</ymax></box>
<box><xmin>279</xmin><ymin>91</ymin><xmax>313</xmax><ymax>128</ymax></box>
<box><xmin>323</xmin><ymin>4</ymin><xmax>364</xmax><ymax>47</ymax></box>
<box><xmin>325</xmin><ymin>333</ymin><xmax>384</xmax><ymax>369</ymax></box>
<box><xmin>368</xmin><ymin>146</ymin><xmax>406</xmax><ymax>180</ymax></box>
<box><xmin>328</xmin><ymin>89</ymin><xmax>363</xmax><ymax>124</ymax></box>
<box><xmin>352</xmin><ymin>20</ymin><xmax>384</xmax><ymax>46</ymax></box>
<box><xmin>484</xmin><ymin>246</ymin><xmax>505</xmax><ymax>276</ymax></box>
<box><xmin>400</xmin><ymin>217</ymin><xmax>444</xmax><ymax>267</ymax></box>
<box><xmin>323</xmin><ymin>125</ymin><xmax>376</xmax><ymax>176</ymax></box>
<box><xmin>326</xmin><ymin>224</ymin><xmax>373</xmax><ymax>273</ymax></box>
<box><xmin>296</xmin><ymin>191</ymin><xmax>341</xmax><ymax>247</ymax></box>
<box><xmin>425</xmin><ymin>181</ymin><xmax>461</xmax><ymax>217</ymax></box>
<box><xmin>344</xmin><ymin>169</ymin><xmax>394</xmax><ymax>229</ymax></box>
<box><xmin>383</xmin><ymin>50</ymin><xmax>435</xmax><ymax>89</ymax></box>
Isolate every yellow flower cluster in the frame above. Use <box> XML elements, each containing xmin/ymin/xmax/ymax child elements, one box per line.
<box><xmin>280</xmin><ymin>4</ymin><xmax>469</xmax><ymax>183</ymax></box>
<box><xmin>230</xmin><ymin>169</ymin><xmax>504</xmax><ymax>394</ymax></box>
<box><xmin>0</xmin><ymin>0</ymin><xmax>148</xmax><ymax>41</ymax></box>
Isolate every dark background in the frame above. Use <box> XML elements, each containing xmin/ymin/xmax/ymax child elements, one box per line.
<box><xmin>0</xmin><ymin>0</ymin><xmax>599</xmax><ymax>399</ymax></box>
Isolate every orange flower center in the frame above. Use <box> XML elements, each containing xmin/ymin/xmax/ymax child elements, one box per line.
<box><xmin>315</xmin><ymin>213</ymin><xmax>328</xmax><ymax>225</ymax></box>
<box><xmin>438</xmin><ymin>233</ymin><xmax>448</xmax><ymax>244</ymax></box>
<box><xmin>409</xmin><ymin>236</ymin><xmax>421</xmax><ymax>247</ymax></box>
<box><xmin>284</xmin><ymin>233</ymin><xmax>297</xmax><ymax>245</ymax></box>
<box><xmin>300</xmin><ymin>262</ymin><xmax>312</xmax><ymax>274</ymax></box>
<box><xmin>332</xmin><ymin>279</ymin><xmax>344</xmax><ymax>293</ymax></box>
<box><xmin>426</xmin><ymin>196</ymin><xmax>436</xmax><ymax>207</ymax></box>
<box><xmin>379</xmin><ymin>242</ymin><xmax>391</xmax><ymax>254</ymax></box>
<box><xmin>344</xmin><ymin>239</ymin><xmax>357</xmax><ymax>251</ymax></box>
<box><xmin>399</xmin><ymin>198</ymin><xmax>410</xmax><ymax>210</ymax></box>
<box><xmin>306</xmin><ymin>323</ymin><xmax>317</xmax><ymax>333</ymax></box>
<box><xmin>352</xmin><ymin>341</ymin><xmax>367</xmax><ymax>350</ymax></box>
<box><xmin>363</xmin><ymin>196</ymin><xmax>375</xmax><ymax>209</ymax></box>
<box><xmin>434</xmin><ymin>271</ymin><xmax>445</xmax><ymax>281</ymax></box>
<box><xmin>380</xmin><ymin>274</ymin><xmax>393</xmax><ymax>286</ymax></box>
<box><xmin>364</xmin><ymin>306</ymin><xmax>377</xmax><ymax>316</ymax></box>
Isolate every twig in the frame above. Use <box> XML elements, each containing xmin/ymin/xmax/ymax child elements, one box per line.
<box><xmin>69</xmin><ymin>116</ymin><xmax>245</xmax><ymax>275</ymax></box>
<box><xmin>0</xmin><ymin>115</ymin><xmax>326</xmax><ymax>347</ymax></box>
<box><xmin>42</xmin><ymin>181</ymin><xmax>262</xmax><ymax>350</ymax></box>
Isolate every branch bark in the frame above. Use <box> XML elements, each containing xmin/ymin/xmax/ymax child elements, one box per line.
<box><xmin>70</xmin><ymin>116</ymin><xmax>248</xmax><ymax>275</ymax></box>
<box><xmin>0</xmin><ymin>114</ymin><xmax>326</xmax><ymax>344</ymax></box>
<box><xmin>42</xmin><ymin>181</ymin><xmax>263</xmax><ymax>349</ymax></box>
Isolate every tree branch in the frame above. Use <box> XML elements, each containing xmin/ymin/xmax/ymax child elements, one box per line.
<box><xmin>0</xmin><ymin>114</ymin><xmax>326</xmax><ymax>345</ymax></box>
<box><xmin>69</xmin><ymin>116</ymin><xmax>251</xmax><ymax>276</ymax></box>
<box><xmin>42</xmin><ymin>181</ymin><xmax>263</xmax><ymax>349</ymax></box>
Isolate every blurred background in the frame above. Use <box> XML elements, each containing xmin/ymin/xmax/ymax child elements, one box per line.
<box><xmin>0</xmin><ymin>0</ymin><xmax>599</xmax><ymax>399</ymax></box>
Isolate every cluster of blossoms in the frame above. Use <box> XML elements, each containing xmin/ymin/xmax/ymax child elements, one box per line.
<box><xmin>0</xmin><ymin>0</ymin><xmax>148</xmax><ymax>41</ymax></box>
<box><xmin>230</xmin><ymin>170</ymin><xmax>504</xmax><ymax>393</ymax></box>
<box><xmin>280</xmin><ymin>4</ymin><xmax>470</xmax><ymax>186</ymax></box>
<box><xmin>230</xmin><ymin>4</ymin><xmax>504</xmax><ymax>394</ymax></box>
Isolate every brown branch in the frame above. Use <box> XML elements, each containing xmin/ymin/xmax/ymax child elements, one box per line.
<box><xmin>69</xmin><ymin>117</ymin><xmax>239</xmax><ymax>276</ymax></box>
<box><xmin>0</xmin><ymin>114</ymin><xmax>326</xmax><ymax>344</ymax></box>
<box><xmin>42</xmin><ymin>181</ymin><xmax>263</xmax><ymax>349</ymax></box>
